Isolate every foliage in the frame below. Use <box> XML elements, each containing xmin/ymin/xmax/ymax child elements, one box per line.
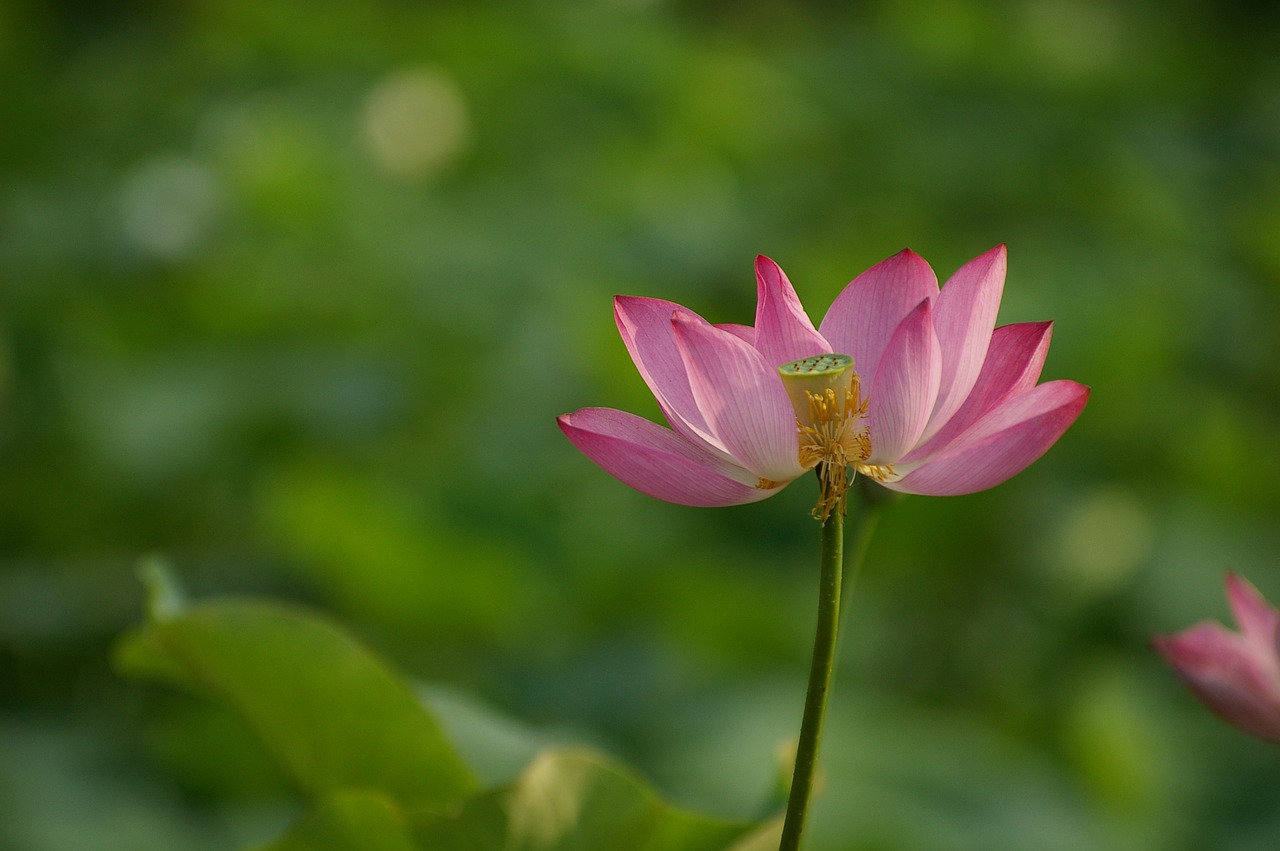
<box><xmin>3</xmin><ymin>1</ymin><xmax>1280</xmax><ymax>849</ymax></box>
<box><xmin>115</xmin><ymin>566</ymin><xmax>767</xmax><ymax>850</ymax></box>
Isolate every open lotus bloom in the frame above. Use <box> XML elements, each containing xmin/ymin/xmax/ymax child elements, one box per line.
<box><xmin>1154</xmin><ymin>574</ymin><xmax>1280</xmax><ymax>742</ymax></box>
<box><xmin>558</xmin><ymin>247</ymin><xmax>1089</xmax><ymax>511</ymax></box>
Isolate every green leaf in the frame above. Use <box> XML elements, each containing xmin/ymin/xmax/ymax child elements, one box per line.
<box><xmin>114</xmin><ymin>597</ymin><xmax>476</xmax><ymax>810</ymax></box>
<box><xmin>419</xmin><ymin>683</ymin><xmax>566</xmax><ymax>787</ymax></box>
<box><xmin>137</xmin><ymin>556</ymin><xmax>187</xmax><ymax>621</ymax></box>
<box><xmin>416</xmin><ymin>747</ymin><xmax>757</xmax><ymax>851</ymax></box>
<box><xmin>114</xmin><ymin>578</ymin><xmax>772</xmax><ymax>850</ymax></box>
<box><xmin>253</xmin><ymin>791</ymin><xmax>419</xmax><ymax>851</ymax></box>
<box><xmin>723</xmin><ymin>818</ymin><xmax>784</xmax><ymax>851</ymax></box>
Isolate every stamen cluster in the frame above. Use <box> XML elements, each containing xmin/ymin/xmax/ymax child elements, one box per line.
<box><xmin>779</xmin><ymin>354</ymin><xmax>888</xmax><ymax>520</ymax></box>
<box><xmin>796</xmin><ymin>382</ymin><xmax>875</xmax><ymax>520</ymax></box>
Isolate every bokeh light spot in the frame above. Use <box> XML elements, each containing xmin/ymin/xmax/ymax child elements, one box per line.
<box><xmin>1053</xmin><ymin>488</ymin><xmax>1155</xmax><ymax>592</ymax></box>
<box><xmin>117</xmin><ymin>156</ymin><xmax>221</xmax><ymax>260</ymax></box>
<box><xmin>361</xmin><ymin>67</ymin><xmax>470</xmax><ymax>181</ymax></box>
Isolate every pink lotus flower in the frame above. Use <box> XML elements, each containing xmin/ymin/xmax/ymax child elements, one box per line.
<box><xmin>1154</xmin><ymin>573</ymin><xmax>1280</xmax><ymax>742</ymax></box>
<box><xmin>558</xmin><ymin>247</ymin><xmax>1089</xmax><ymax>513</ymax></box>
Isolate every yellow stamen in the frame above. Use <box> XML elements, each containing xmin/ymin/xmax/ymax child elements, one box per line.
<box><xmin>779</xmin><ymin>354</ymin><xmax>890</xmax><ymax>520</ymax></box>
<box><xmin>797</xmin><ymin>385</ymin><xmax>867</xmax><ymax>520</ymax></box>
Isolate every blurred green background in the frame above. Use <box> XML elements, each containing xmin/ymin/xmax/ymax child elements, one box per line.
<box><xmin>3</xmin><ymin>0</ymin><xmax>1280</xmax><ymax>848</ymax></box>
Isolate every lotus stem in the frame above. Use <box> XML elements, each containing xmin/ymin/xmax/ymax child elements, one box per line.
<box><xmin>778</xmin><ymin>475</ymin><xmax>881</xmax><ymax>851</ymax></box>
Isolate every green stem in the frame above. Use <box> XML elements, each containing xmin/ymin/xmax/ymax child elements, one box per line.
<box><xmin>778</xmin><ymin>478</ymin><xmax>881</xmax><ymax>851</ymax></box>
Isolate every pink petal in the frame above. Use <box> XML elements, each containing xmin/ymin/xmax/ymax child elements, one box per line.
<box><xmin>819</xmin><ymin>249</ymin><xmax>939</xmax><ymax>386</ymax></box>
<box><xmin>557</xmin><ymin>408</ymin><xmax>783</xmax><ymax>507</ymax></box>
<box><xmin>903</xmin><ymin>321</ymin><xmax>1053</xmax><ymax>464</ymax></box>
<box><xmin>716</xmin><ymin>323</ymin><xmax>755</xmax><ymax>345</ymax></box>
<box><xmin>752</xmin><ymin>255</ymin><xmax>831</xmax><ymax>369</ymax></box>
<box><xmin>887</xmin><ymin>380</ymin><xmax>1089</xmax><ymax>495</ymax></box>
<box><xmin>864</xmin><ymin>298</ymin><xmax>942</xmax><ymax>465</ymax></box>
<box><xmin>1226</xmin><ymin>573</ymin><xmax>1280</xmax><ymax>656</ymax></box>
<box><xmin>1154</xmin><ymin>624</ymin><xmax>1280</xmax><ymax>741</ymax></box>
<box><xmin>921</xmin><ymin>245</ymin><xmax>1007</xmax><ymax>443</ymax></box>
<box><xmin>671</xmin><ymin>311</ymin><xmax>806</xmax><ymax>483</ymax></box>
<box><xmin>614</xmin><ymin>296</ymin><xmax>726</xmax><ymax>454</ymax></box>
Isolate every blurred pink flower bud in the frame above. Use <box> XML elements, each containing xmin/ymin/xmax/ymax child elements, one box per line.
<box><xmin>1154</xmin><ymin>573</ymin><xmax>1280</xmax><ymax>741</ymax></box>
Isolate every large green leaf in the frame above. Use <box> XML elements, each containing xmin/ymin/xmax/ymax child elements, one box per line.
<box><xmin>115</xmin><ymin>583</ymin><xmax>476</xmax><ymax>811</ymax></box>
<box><xmin>253</xmin><ymin>791</ymin><xmax>420</xmax><ymax>851</ymax></box>
<box><xmin>724</xmin><ymin>818</ymin><xmax>784</xmax><ymax>851</ymax></box>
<box><xmin>418</xmin><ymin>683</ymin><xmax>566</xmax><ymax>787</ymax></box>
<box><xmin>116</xmin><ymin>571</ymin><xmax>770</xmax><ymax>850</ymax></box>
<box><xmin>416</xmin><ymin>747</ymin><xmax>758</xmax><ymax>851</ymax></box>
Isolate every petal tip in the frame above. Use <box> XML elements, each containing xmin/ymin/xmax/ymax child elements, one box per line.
<box><xmin>881</xmin><ymin>247</ymin><xmax>939</xmax><ymax>283</ymax></box>
<box><xmin>980</xmin><ymin>243</ymin><xmax>1008</xmax><ymax>271</ymax></box>
<box><xmin>754</xmin><ymin>254</ymin><xmax>784</xmax><ymax>285</ymax></box>
<box><xmin>612</xmin><ymin>294</ymin><xmax>649</xmax><ymax>328</ymax></box>
<box><xmin>1225</xmin><ymin>573</ymin><xmax>1274</xmax><ymax>626</ymax></box>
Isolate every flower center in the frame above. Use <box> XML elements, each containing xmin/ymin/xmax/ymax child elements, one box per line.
<box><xmin>778</xmin><ymin>354</ymin><xmax>888</xmax><ymax>519</ymax></box>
